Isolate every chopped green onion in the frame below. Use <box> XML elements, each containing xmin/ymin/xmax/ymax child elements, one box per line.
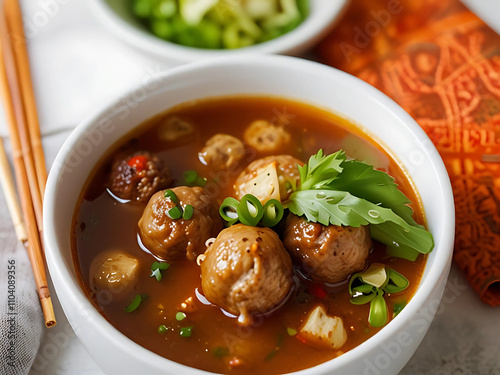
<box><xmin>184</xmin><ymin>170</ymin><xmax>208</xmax><ymax>187</ymax></box>
<box><xmin>158</xmin><ymin>324</ymin><xmax>168</xmax><ymax>334</ymax></box>
<box><xmin>176</xmin><ymin>312</ymin><xmax>186</xmax><ymax>321</ymax></box>
<box><xmin>124</xmin><ymin>294</ymin><xmax>148</xmax><ymax>313</ymax></box>
<box><xmin>384</xmin><ymin>269</ymin><xmax>409</xmax><ymax>294</ymax></box>
<box><xmin>213</xmin><ymin>346</ymin><xmax>229</xmax><ymax>358</ymax></box>
<box><xmin>151</xmin><ymin>261</ymin><xmax>170</xmax><ymax>281</ymax></box>
<box><xmin>182</xmin><ymin>204</ymin><xmax>194</xmax><ymax>220</ymax></box>
<box><xmin>164</xmin><ymin>189</ymin><xmax>179</xmax><ymax>203</ymax></box>
<box><xmin>286</xmin><ymin>327</ymin><xmax>297</xmax><ymax>336</ymax></box>
<box><xmin>393</xmin><ymin>301</ymin><xmax>407</xmax><ymax>317</ymax></box>
<box><xmin>168</xmin><ymin>206</ymin><xmax>182</xmax><ymax>220</ymax></box>
<box><xmin>219</xmin><ymin>197</ymin><xmax>240</xmax><ymax>224</ymax></box>
<box><xmin>237</xmin><ymin>194</ymin><xmax>264</xmax><ymax>226</ymax></box>
<box><xmin>179</xmin><ymin>326</ymin><xmax>194</xmax><ymax>337</ymax></box>
<box><xmin>261</xmin><ymin>199</ymin><xmax>284</xmax><ymax>227</ymax></box>
<box><xmin>265</xmin><ymin>332</ymin><xmax>284</xmax><ymax>361</ymax></box>
<box><xmin>368</xmin><ymin>290</ymin><xmax>388</xmax><ymax>327</ymax></box>
<box><xmin>184</xmin><ymin>170</ymin><xmax>198</xmax><ymax>184</ymax></box>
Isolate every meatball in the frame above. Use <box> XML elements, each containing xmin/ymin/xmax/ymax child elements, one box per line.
<box><xmin>200</xmin><ymin>224</ymin><xmax>293</xmax><ymax>325</ymax></box>
<box><xmin>89</xmin><ymin>250</ymin><xmax>140</xmax><ymax>298</ymax></box>
<box><xmin>138</xmin><ymin>186</ymin><xmax>223</xmax><ymax>261</ymax></box>
<box><xmin>283</xmin><ymin>215</ymin><xmax>372</xmax><ymax>283</ymax></box>
<box><xmin>234</xmin><ymin>155</ymin><xmax>303</xmax><ymax>203</ymax></box>
<box><xmin>158</xmin><ymin>116</ymin><xmax>194</xmax><ymax>142</ymax></box>
<box><xmin>199</xmin><ymin>134</ymin><xmax>245</xmax><ymax>170</ymax></box>
<box><xmin>108</xmin><ymin>151</ymin><xmax>173</xmax><ymax>203</ymax></box>
<box><xmin>244</xmin><ymin>120</ymin><xmax>290</xmax><ymax>152</ymax></box>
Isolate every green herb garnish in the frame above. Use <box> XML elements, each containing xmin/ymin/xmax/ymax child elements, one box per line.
<box><xmin>176</xmin><ymin>312</ymin><xmax>186</xmax><ymax>321</ymax></box>
<box><xmin>182</xmin><ymin>204</ymin><xmax>194</xmax><ymax>220</ymax></box>
<box><xmin>261</xmin><ymin>199</ymin><xmax>284</xmax><ymax>227</ymax></box>
<box><xmin>184</xmin><ymin>170</ymin><xmax>207</xmax><ymax>187</ymax></box>
<box><xmin>164</xmin><ymin>189</ymin><xmax>179</xmax><ymax>203</ymax></box>
<box><xmin>265</xmin><ymin>332</ymin><xmax>285</xmax><ymax>361</ymax></box>
<box><xmin>168</xmin><ymin>206</ymin><xmax>182</xmax><ymax>220</ymax></box>
<box><xmin>124</xmin><ymin>293</ymin><xmax>148</xmax><ymax>313</ymax></box>
<box><xmin>213</xmin><ymin>346</ymin><xmax>230</xmax><ymax>358</ymax></box>
<box><xmin>349</xmin><ymin>264</ymin><xmax>409</xmax><ymax>327</ymax></box>
<box><xmin>179</xmin><ymin>326</ymin><xmax>194</xmax><ymax>337</ymax></box>
<box><xmin>151</xmin><ymin>261</ymin><xmax>170</xmax><ymax>281</ymax></box>
<box><xmin>238</xmin><ymin>194</ymin><xmax>264</xmax><ymax>226</ymax></box>
<box><xmin>158</xmin><ymin>324</ymin><xmax>168</xmax><ymax>334</ymax></box>
<box><xmin>219</xmin><ymin>195</ymin><xmax>285</xmax><ymax>228</ymax></box>
<box><xmin>285</xmin><ymin>149</ymin><xmax>434</xmax><ymax>260</ymax></box>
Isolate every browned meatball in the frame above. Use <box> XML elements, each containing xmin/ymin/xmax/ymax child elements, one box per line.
<box><xmin>283</xmin><ymin>215</ymin><xmax>372</xmax><ymax>283</ymax></box>
<box><xmin>138</xmin><ymin>187</ymin><xmax>223</xmax><ymax>261</ymax></box>
<box><xmin>234</xmin><ymin>155</ymin><xmax>303</xmax><ymax>203</ymax></box>
<box><xmin>108</xmin><ymin>151</ymin><xmax>172</xmax><ymax>203</ymax></box>
<box><xmin>199</xmin><ymin>134</ymin><xmax>245</xmax><ymax>170</ymax></box>
<box><xmin>200</xmin><ymin>224</ymin><xmax>293</xmax><ymax>325</ymax></box>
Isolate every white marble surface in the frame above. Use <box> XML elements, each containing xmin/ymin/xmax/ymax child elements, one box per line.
<box><xmin>0</xmin><ymin>0</ymin><xmax>499</xmax><ymax>374</ymax></box>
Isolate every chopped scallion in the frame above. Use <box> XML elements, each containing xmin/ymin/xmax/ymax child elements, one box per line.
<box><xmin>261</xmin><ymin>199</ymin><xmax>284</xmax><ymax>227</ymax></box>
<box><xmin>183</xmin><ymin>204</ymin><xmax>194</xmax><ymax>220</ymax></box>
<box><xmin>237</xmin><ymin>194</ymin><xmax>264</xmax><ymax>226</ymax></box>
<box><xmin>158</xmin><ymin>324</ymin><xmax>168</xmax><ymax>334</ymax></box>
<box><xmin>176</xmin><ymin>312</ymin><xmax>186</xmax><ymax>321</ymax></box>
<box><xmin>164</xmin><ymin>189</ymin><xmax>179</xmax><ymax>203</ymax></box>
<box><xmin>168</xmin><ymin>206</ymin><xmax>182</xmax><ymax>220</ymax></box>
<box><xmin>151</xmin><ymin>261</ymin><xmax>170</xmax><ymax>281</ymax></box>
<box><xmin>179</xmin><ymin>326</ymin><xmax>194</xmax><ymax>337</ymax></box>
<box><xmin>124</xmin><ymin>293</ymin><xmax>148</xmax><ymax>313</ymax></box>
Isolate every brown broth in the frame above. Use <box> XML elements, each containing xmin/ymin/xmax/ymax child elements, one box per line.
<box><xmin>72</xmin><ymin>96</ymin><xmax>427</xmax><ymax>374</ymax></box>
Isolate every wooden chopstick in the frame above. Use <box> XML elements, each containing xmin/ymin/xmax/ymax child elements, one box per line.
<box><xmin>0</xmin><ymin>1</ymin><xmax>43</xmax><ymax>238</ymax></box>
<box><xmin>5</xmin><ymin>0</ymin><xmax>47</xmax><ymax>198</ymax></box>
<box><xmin>0</xmin><ymin>136</ymin><xmax>27</xmax><ymax>242</ymax></box>
<box><xmin>0</xmin><ymin>1</ymin><xmax>56</xmax><ymax>327</ymax></box>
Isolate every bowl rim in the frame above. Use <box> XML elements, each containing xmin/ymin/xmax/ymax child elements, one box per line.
<box><xmin>44</xmin><ymin>55</ymin><xmax>455</xmax><ymax>374</ymax></box>
<box><xmin>88</xmin><ymin>0</ymin><xmax>350</xmax><ymax>62</ymax></box>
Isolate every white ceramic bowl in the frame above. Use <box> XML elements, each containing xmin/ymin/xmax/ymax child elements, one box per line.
<box><xmin>44</xmin><ymin>55</ymin><xmax>455</xmax><ymax>375</ymax></box>
<box><xmin>89</xmin><ymin>0</ymin><xmax>349</xmax><ymax>63</ymax></box>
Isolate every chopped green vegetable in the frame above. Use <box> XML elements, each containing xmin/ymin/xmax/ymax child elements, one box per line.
<box><xmin>176</xmin><ymin>312</ymin><xmax>186</xmax><ymax>321</ymax></box>
<box><xmin>237</xmin><ymin>194</ymin><xmax>264</xmax><ymax>226</ymax></box>
<box><xmin>219</xmin><ymin>197</ymin><xmax>240</xmax><ymax>225</ymax></box>
<box><xmin>349</xmin><ymin>265</ymin><xmax>409</xmax><ymax>327</ymax></box>
<box><xmin>261</xmin><ymin>199</ymin><xmax>284</xmax><ymax>227</ymax></box>
<box><xmin>124</xmin><ymin>293</ymin><xmax>148</xmax><ymax>313</ymax></box>
<box><xmin>219</xmin><ymin>195</ymin><xmax>285</xmax><ymax>227</ymax></box>
<box><xmin>151</xmin><ymin>261</ymin><xmax>170</xmax><ymax>281</ymax></box>
<box><xmin>158</xmin><ymin>324</ymin><xmax>168</xmax><ymax>334</ymax></box>
<box><xmin>130</xmin><ymin>0</ymin><xmax>309</xmax><ymax>49</ymax></box>
<box><xmin>393</xmin><ymin>301</ymin><xmax>407</xmax><ymax>317</ymax></box>
<box><xmin>213</xmin><ymin>346</ymin><xmax>229</xmax><ymax>358</ymax></box>
<box><xmin>164</xmin><ymin>189</ymin><xmax>179</xmax><ymax>203</ymax></box>
<box><xmin>285</xmin><ymin>149</ymin><xmax>434</xmax><ymax>259</ymax></box>
<box><xmin>179</xmin><ymin>326</ymin><xmax>194</xmax><ymax>337</ymax></box>
<box><xmin>265</xmin><ymin>332</ymin><xmax>284</xmax><ymax>361</ymax></box>
<box><xmin>286</xmin><ymin>327</ymin><xmax>297</xmax><ymax>336</ymax></box>
<box><xmin>184</xmin><ymin>170</ymin><xmax>207</xmax><ymax>187</ymax></box>
<box><xmin>168</xmin><ymin>206</ymin><xmax>182</xmax><ymax>220</ymax></box>
<box><xmin>183</xmin><ymin>204</ymin><xmax>194</xmax><ymax>220</ymax></box>
<box><xmin>369</xmin><ymin>290</ymin><xmax>388</xmax><ymax>327</ymax></box>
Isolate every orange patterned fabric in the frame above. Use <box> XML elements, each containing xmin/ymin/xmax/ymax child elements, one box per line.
<box><xmin>319</xmin><ymin>0</ymin><xmax>500</xmax><ymax>306</ymax></box>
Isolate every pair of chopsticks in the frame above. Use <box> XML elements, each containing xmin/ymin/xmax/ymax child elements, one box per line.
<box><xmin>0</xmin><ymin>0</ymin><xmax>55</xmax><ymax>327</ymax></box>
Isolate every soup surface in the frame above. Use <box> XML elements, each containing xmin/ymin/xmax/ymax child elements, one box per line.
<box><xmin>73</xmin><ymin>96</ymin><xmax>427</xmax><ymax>374</ymax></box>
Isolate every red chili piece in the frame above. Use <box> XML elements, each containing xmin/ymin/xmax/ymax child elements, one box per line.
<box><xmin>127</xmin><ymin>155</ymin><xmax>148</xmax><ymax>172</ymax></box>
<box><xmin>309</xmin><ymin>284</ymin><xmax>327</xmax><ymax>299</ymax></box>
